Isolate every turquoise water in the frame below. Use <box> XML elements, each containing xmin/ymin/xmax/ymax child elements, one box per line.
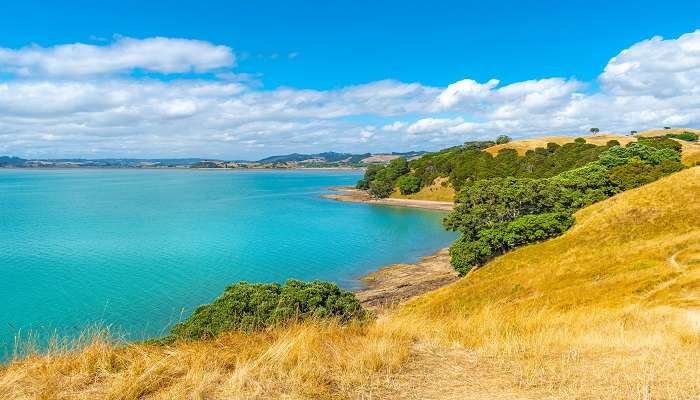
<box><xmin>0</xmin><ymin>169</ymin><xmax>456</xmax><ymax>354</ymax></box>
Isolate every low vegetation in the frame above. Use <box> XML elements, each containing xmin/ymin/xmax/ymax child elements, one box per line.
<box><xmin>666</xmin><ymin>130</ymin><xmax>699</xmax><ymax>142</ymax></box>
<box><xmin>167</xmin><ymin>280</ymin><xmax>369</xmax><ymax>341</ymax></box>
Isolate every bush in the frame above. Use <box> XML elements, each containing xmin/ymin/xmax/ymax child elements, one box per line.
<box><xmin>574</xmin><ymin>137</ymin><xmax>586</xmax><ymax>144</ymax></box>
<box><xmin>609</xmin><ymin>159</ymin><xmax>685</xmax><ymax>190</ymax></box>
<box><xmin>397</xmin><ymin>174</ymin><xmax>421</xmax><ymax>195</ymax></box>
<box><xmin>665</xmin><ymin>131</ymin><xmax>698</xmax><ymax>142</ymax></box>
<box><xmin>168</xmin><ymin>280</ymin><xmax>369</xmax><ymax>340</ymax></box>
<box><xmin>496</xmin><ymin>135</ymin><xmax>512</xmax><ymax>144</ymax></box>
<box><xmin>636</xmin><ymin>136</ymin><xmax>682</xmax><ymax>153</ymax></box>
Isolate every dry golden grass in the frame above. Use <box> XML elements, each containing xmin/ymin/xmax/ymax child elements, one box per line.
<box><xmin>1</xmin><ymin>168</ymin><xmax>698</xmax><ymax>399</ymax></box>
<box><xmin>484</xmin><ymin>128</ymin><xmax>700</xmax><ymax>166</ymax></box>
<box><xmin>390</xmin><ymin>177</ymin><xmax>456</xmax><ymax>202</ymax></box>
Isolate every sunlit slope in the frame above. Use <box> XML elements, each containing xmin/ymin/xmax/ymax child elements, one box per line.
<box><xmin>485</xmin><ymin>128</ymin><xmax>700</xmax><ymax>165</ymax></box>
<box><xmin>408</xmin><ymin>166</ymin><xmax>699</xmax><ymax>317</ymax></box>
<box><xmin>380</xmin><ymin>167</ymin><xmax>700</xmax><ymax>398</ymax></box>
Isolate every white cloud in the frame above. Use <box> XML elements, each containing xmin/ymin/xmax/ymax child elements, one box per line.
<box><xmin>2</xmin><ymin>31</ymin><xmax>700</xmax><ymax>158</ymax></box>
<box><xmin>0</xmin><ymin>36</ymin><xmax>235</xmax><ymax>76</ymax></box>
<box><xmin>406</xmin><ymin>117</ymin><xmax>464</xmax><ymax>134</ymax></box>
<box><xmin>436</xmin><ymin>78</ymin><xmax>499</xmax><ymax>109</ymax></box>
<box><xmin>600</xmin><ymin>30</ymin><xmax>700</xmax><ymax>97</ymax></box>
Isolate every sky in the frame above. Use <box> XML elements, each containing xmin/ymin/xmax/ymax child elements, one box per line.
<box><xmin>1</xmin><ymin>0</ymin><xmax>700</xmax><ymax>159</ymax></box>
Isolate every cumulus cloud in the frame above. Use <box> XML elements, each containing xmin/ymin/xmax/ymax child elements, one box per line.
<box><xmin>0</xmin><ymin>36</ymin><xmax>235</xmax><ymax>76</ymax></box>
<box><xmin>2</xmin><ymin>31</ymin><xmax>700</xmax><ymax>158</ymax></box>
<box><xmin>436</xmin><ymin>78</ymin><xmax>499</xmax><ymax>109</ymax></box>
<box><xmin>599</xmin><ymin>30</ymin><xmax>700</xmax><ymax>97</ymax></box>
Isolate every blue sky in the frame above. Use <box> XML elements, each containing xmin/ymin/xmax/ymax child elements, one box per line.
<box><xmin>1</xmin><ymin>1</ymin><xmax>700</xmax><ymax>158</ymax></box>
<box><xmin>3</xmin><ymin>0</ymin><xmax>700</xmax><ymax>88</ymax></box>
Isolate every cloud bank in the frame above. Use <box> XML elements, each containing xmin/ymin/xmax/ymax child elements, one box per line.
<box><xmin>1</xmin><ymin>32</ymin><xmax>700</xmax><ymax>158</ymax></box>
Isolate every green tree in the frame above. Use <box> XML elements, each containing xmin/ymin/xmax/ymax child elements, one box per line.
<box><xmin>368</xmin><ymin>179</ymin><xmax>394</xmax><ymax>198</ymax></box>
<box><xmin>496</xmin><ymin>134</ymin><xmax>512</xmax><ymax>144</ymax></box>
<box><xmin>589</xmin><ymin>128</ymin><xmax>600</xmax><ymax>134</ymax></box>
<box><xmin>397</xmin><ymin>175</ymin><xmax>421</xmax><ymax>195</ymax></box>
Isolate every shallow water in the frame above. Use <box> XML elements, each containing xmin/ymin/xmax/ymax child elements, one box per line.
<box><xmin>0</xmin><ymin>169</ymin><xmax>456</xmax><ymax>353</ymax></box>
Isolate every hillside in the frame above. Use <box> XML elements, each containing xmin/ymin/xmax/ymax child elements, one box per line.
<box><xmin>485</xmin><ymin>128</ymin><xmax>700</xmax><ymax>165</ymax></box>
<box><xmin>1</xmin><ymin>167</ymin><xmax>698</xmax><ymax>399</ymax></box>
<box><xmin>383</xmin><ymin>129</ymin><xmax>699</xmax><ymax>203</ymax></box>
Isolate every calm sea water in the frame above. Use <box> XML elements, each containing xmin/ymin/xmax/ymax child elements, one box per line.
<box><xmin>0</xmin><ymin>169</ymin><xmax>456</xmax><ymax>353</ymax></box>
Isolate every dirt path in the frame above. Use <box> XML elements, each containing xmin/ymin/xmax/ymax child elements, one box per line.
<box><xmin>357</xmin><ymin>342</ymin><xmax>552</xmax><ymax>400</ymax></box>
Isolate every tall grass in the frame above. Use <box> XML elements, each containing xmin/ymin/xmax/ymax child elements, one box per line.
<box><xmin>1</xmin><ymin>168</ymin><xmax>698</xmax><ymax>399</ymax></box>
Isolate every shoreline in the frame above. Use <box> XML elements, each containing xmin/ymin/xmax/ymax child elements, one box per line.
<box><xmin>321</xmin><ymin>186</ymin><xmax>455</xmax><ymax>211</ymax></box>
<box><xmin>354</xmin><ymin>247</ymin><xmax>457</xmax><ymax>308</ymax></box>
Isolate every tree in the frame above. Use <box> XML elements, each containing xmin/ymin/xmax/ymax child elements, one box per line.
<box><xmin>496</xmin><ymin>134</ymin><xmax>512</xmax><ymax>145</ymax></box>
<box><xmin>630</xmin><ymin>130</ymin><xmax>638</xmax><ymax>135</ymax></box>
<box><xmin>589</xmin><ymin>128</ymin><xmax>600</xmax><ymax>134</ymax></box>
<box><xmin>664</xmin><ymin>126</ymin><xmax>671</xmax><ymax>130</ymax></box>
<box><xmin>397</xmin><ymin>175</ymin><xmax>421</xmax><ymax>195</ymax></box>
<box><xmin>368</xmin><ymin>179</ymin><xmax>394</xmax><ymax>198</ymax></box>
<box><xmin>574</xmin><ymin>137</ymin><xmax>587</xmax><ymax>144</ymax></box>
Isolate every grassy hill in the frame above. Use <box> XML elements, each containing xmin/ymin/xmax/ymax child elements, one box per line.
<box><xmin>1</xmin><ymin>167</ymin><xmax>698</xmax><ymax>399</ymax></box>
<box><xmin>485</xmin><ymin>128</ymin><xmax>700</xmax><ymax>166</ymax></box>
<box><xmin>387</xmin><ymin>128</ymin><xmax>699</xmax><ymax>202</ymax></box>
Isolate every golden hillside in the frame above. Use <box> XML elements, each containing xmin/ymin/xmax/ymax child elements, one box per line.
<box><xmin>1</xmin><ymin>168</ymin><xmax>699</xmax><ymax>399</ymax></box>
<box><xmin>485</xmin><ymin>128</ymin><xmax>700</xmax><ymax>165</ymax></box>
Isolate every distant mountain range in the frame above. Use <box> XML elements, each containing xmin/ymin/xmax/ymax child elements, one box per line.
<box><xmin>0</xmin><ymin>151</ymin><xmax>426</xmax><ymax>168</ymax></box>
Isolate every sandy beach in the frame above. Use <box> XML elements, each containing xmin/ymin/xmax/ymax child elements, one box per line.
<box><xmin>321</xmin><ymin>186</ymin><xmax>455</xmax><ymax>211</ymax></box>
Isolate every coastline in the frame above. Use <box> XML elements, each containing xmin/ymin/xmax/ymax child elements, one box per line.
<box><xmin>354</xmin><ymin>247</ymin><xmax>457</xmax><ymax>308</ymax></box>
<box><xmin>321</xmin><ymin>186</ymin><xmax>455</xmax><ymax>211</ymax></box>
<box><xmin>322</xmin><ymin>186</ymin><xmax>458</xmax><ymax>308</ymax></box>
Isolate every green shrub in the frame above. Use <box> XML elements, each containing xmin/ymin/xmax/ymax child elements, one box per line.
<box><xmin>168</xmin><ymin>280</ymin><xmax>369</xmax><ymax>340</ymax></box>
<box><xmin>397</xmin><ymin>174</ymin><xmax>421</xmax><ymax>195</ymax></box>
<box><xmin>665</xmin><ymin>131</ymin><xmax>698</xmax><ymax>142</ymax></box>
<box><xmin>574</xmin><ymin>137</ymin><xmax>586</xmax><ymax>144</ymax></box>
<box><xmin>636</xmin><ymin>136</ymin><xmax>682</xmax><ymax>152</ymax></box>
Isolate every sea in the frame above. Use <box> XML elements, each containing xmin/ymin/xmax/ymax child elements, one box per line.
<box><xmin>0</xmin><ymin>169</ymin><xmax>456</xmax><ymax>356</ymax></box>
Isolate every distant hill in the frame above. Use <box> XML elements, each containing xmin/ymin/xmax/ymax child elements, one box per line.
<box><xmin>0</xmin><ymin>156</ymin><xmax>27</xmax><ymax>166</ymax></box>
<box><xmin>257</xmin><ymin>151</ymin><xmax>371</xmax><ymax>164</ymax></box>
<box><xmin>0</xmin><ymin>157</ymin><xmax>204</xmax><ymax>168</ymax></box>
<box><xmin>256</xmin><ymin>151</ymin><xmax>425</xmax><ymax>165</ymax></box>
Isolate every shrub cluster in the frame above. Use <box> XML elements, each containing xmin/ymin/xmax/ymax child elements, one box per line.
<box><xmin>444</xmin><ymin>142</ymin><xmax>685</xmax><ymax>275</ymax></box>
<box><xmin>167</xmin><ymin>280</ymin><xmax>369</xmax><ymax>340</ymax></box>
